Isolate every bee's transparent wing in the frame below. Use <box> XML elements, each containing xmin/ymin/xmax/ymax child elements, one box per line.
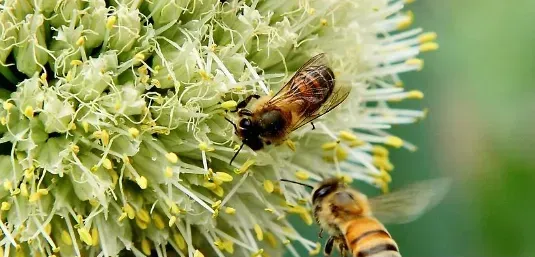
<box><xmin>368</xmin><ymin>178</ymin><xmax>451</xmax><ymax>224</ymax></box>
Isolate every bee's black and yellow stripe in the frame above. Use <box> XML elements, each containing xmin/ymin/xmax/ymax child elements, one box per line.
<box><xmin>341</xmin><ymin>217</ymin><xmax>401</xmax><ymax>257</ymax></box>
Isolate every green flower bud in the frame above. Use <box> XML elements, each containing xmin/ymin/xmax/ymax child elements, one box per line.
<box><xmin>0</xmin><ymin>11</ymin><xmax>18</xmax><ymax>64</ymax></box>
<box><xmin>69</xmin><ymin>52</ymin><xmax>118</xmax><ymax>101</ymax></box>
<box><xmin>49</xmin><ymin>0</ymin><xmax>84</xmax><ymax>28</ymax></box>
<box><xmin>13</xmin><ymin>14</ymin><xmax>49</xmax><ymax>76</ymax></box>
<box><xmin>49</xmin><ymin>25</ymin><xmax>84</xmax><ymax>75</ymax></box>
<box><xmin>147</xmin><ymin>0</ymin><xmax>190</xmax><ymax>26</ymax></box>
<box><xmin>108</xmin><ymin>6</ymin><xmax>141</xmax><ymax>53</ymax></box>
<box><xmin>80</xmin><ymin>0</ymin><xmax>107</xmax><ymax>49</ymax></box>
<box><xmin>38</xmin><ymin>91</ymin><xmax>75</xmax><ymax>133</ymax></box>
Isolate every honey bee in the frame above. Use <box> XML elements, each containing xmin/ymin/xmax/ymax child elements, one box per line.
<box><xmin>227</xmin><ymin>53</ymin><xmax>351</xmax><ymax>164</ymax></box>
<box><xmin>282</xmin><ymin>177</ymin><xmax>450</xmax><ymax>257</ymax></box>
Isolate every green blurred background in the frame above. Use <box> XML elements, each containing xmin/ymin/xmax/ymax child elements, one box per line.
<box><xmin>290</xmin><ymin>0</ymin><xmax>535</xmax><ymax>256</ymax></box>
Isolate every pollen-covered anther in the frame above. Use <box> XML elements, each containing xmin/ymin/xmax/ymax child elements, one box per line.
<box><xmin>135</xmin><ymin>176</ymin><xmax>148</xmax><ymax>189</ymax></box>
<box><xmin>75</xmin><ymin>37</ymin><xmax>85</xmax><ymax>46</ymax></box>
<box><xmin>309</xmin><ymin>242</ymin><xmax>322</xmax><ymax>255</ymax></box>
<box><xmin>221</xmin><ymin>100</ymin><xmax>237</xmax><ymax>110</ymax></box>
<box><xmin>372</xmin><ymin>156</ymin><xmax>394</xmax><ymax>172</ymax></box>
<box><xmin>168</xmin><ymin>216</ymin><xmax>177</xmax><ymax>226</ymax></box>
<box><xmin>61</xmin><ymin>230</ymin><xmax>72</xmax><ymax>246</ymax></box>
<box><xmin>397</xmin><ymin>11</ymin><xmax>414</xmax><ymax>30</ymax></box>
<box><xmin>407</xmin><ymin>90</ymin><xmax>424</xmax><ymax>99</ymax></box>
<box><xmin>77</xmin><ymin>227</ymin><xmax>93</xmax><ymax>246</ymax></box>
<box><xmin>24</xmin><ymin>106</ymin><xmax>34</xmax><ymax>118</ymax></box>
<box><xmin>152</xmin><ymin>213</ymin><xmax>165</xmax><ymax>229</ymax></box>
<box><xmin>194</xmin><ymin>249</ymin><xmax>205</xmax><ymax>257</ymax></box>
<box><xmin>320</xmin><ymin>18</ymin><xmax>328</xmax><ymax>26</ymax></box>
<box><xmin>339</xmin><ymin>130</ymin><xmax>358</xmax><ymax>141</ymax></box>
<box><xmin>213</xmin><ymin>172</ymin><xmax>233</xmax><ymax>184</ymax></box>
<box><xmin>295</xmin><ymin>170</ymin><xmax>310</xmax><ymax>180</ymax></box>
<box><xmin>254</xmin><ymin>224</ymin><xmax>264</xmax><ymax>241</ymax></box>
<box><xmin>136</xmin><ymin>217</ymin><xmax>149</xmax><ymax>229</ymax></box>
<box><xmin>199</xmin><ymin>142</ymin><xmax>215</xmax><ymax>152</ymax></box>
<box><xmin>263</xmin><ymin>180</ymin><xmax>274</xmax><ymax>193</ymax></box>
<box><xmin>372</xmin><ymin>145</ymin><xmax>389</xmax><ymax>157</ymax></box>
<box><xmin>136</xmin><ymin>209</ymin><xmax>151</xmax><ymax>224</ymax></box>
<box><xmin>405</xmin><ymin>58</ymin><xmax>424</xmax><ymax>71</ymax></box>
<box><xmin>321</xmin><ymin>141</ymin><xmax>339</xmax><ymax>151</ymax></box>
<box><xmin>106</xmin><ymin>16</ymin><xmax>116</xmax><ymax>30</ymax></box>
<box><xmin>123</xmin><ymin>204</ymin><xmax>136</xmax><ymax>220</ymax></box>
<box><xmin>385</xmin><ymin>136</ymin><xmax>404</xmax><ymax>148</ymax></box>
<box><xmin>3</xmin><ymin>101</ymin><xmax>13</xmax><ymax>111</ymax></box>
<box><xmin>165</xmin><ymin>152</ymin><xmax>179</xmax><ymax>163</ymax></box>
<box><xmin>418</xmin><ymin>32</ymin><xmax>438</xmax><ymax>43</ymax></box>
<box><xmin>141</xmin><ymin>239</ymin><xmax>151</xmax><ymax>255</ymax></box>
<box><xmin>420</xmin><ymin>42</ymin><xmax>439</xmax><ymax>52</ymax></box>
<box><xmin>1</xmin><ymin>201</ymin><xmax>11</xmax><ymax>211</ymax></box>
<box><xmin>236</xmin><ymin>159</ymin><xmax>255</xmax><ymax>174</ymax></box>
<box><xmin>285</xmin><ymin>139</ymin><xmax>296</xmax><ymax>151</ymax></box>
<box><xmin>225</xmin><ymin>207</ymin><xmax>236</xmax><ymax>214</ymax></box>
<box><xmin>252</xmin><ymin>249</ymin><xmax>264</xmax><ymax>257</ymax></box>
<box><xmin>70</xmin><ymin>60</ymin><xmax>83</xmax><ymax>66</ymax></box>
<box><xmin>102</xmin><ymin>158</ymin><xmax>112</xmax><ymax>169</ymax></box>
<box><xmin>173</xmin><ymin>233</ymin><xmax>186</xmax><ymax>250</ymax></box>
<box><xmin>164</xmin><ymin>166</ymin><xmax>173</xmax><ymax>178</ymax></box>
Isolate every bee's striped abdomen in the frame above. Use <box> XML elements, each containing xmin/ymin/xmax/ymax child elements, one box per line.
<box><xmin>341</xmin><ymin>217</ymin><xmax>401</xmax><ymax>257</ymax></box>
<box><xmin>289</xmin><ymin>65</ymin><xmax>335</xmax><ymax>108</ymax></box>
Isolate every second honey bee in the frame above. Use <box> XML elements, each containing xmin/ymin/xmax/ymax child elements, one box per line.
<box><xmin>283</xmin><ymin>177</ymin><xmax>450</xmax><ymax>257</ymax></box>
<box><xmin>227</xmin><ymin>53</ymin><xmax>351</xmax><ymax>163</ymax></box>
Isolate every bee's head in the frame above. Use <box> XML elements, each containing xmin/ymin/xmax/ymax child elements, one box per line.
<box><xmin>312</xmin><ymin>177</ymin><xmax>346</xmax><ymax>204</ymax></box>
<box><xmin>237</xmin><ymin>118</ymin><xmax>263</xmax><ymax>150</ymax></box>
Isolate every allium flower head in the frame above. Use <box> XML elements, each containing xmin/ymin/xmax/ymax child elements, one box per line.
<box><xmin>0</xmin><ymin>0</ymin><xmax>437</xmax><ymax>256</ymax></box>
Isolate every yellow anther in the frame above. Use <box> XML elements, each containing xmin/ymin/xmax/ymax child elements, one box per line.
<box><xmin>266</xmin><ymin>232</ymin><xmax>278</xmax><ymax>247</ymax></box>
<box><xmin>221</xmin><ymin>100</ymin><xmax>237</xmax><ymax>110</ymax></box>
<box><xmin>128</xmin><ymin>127</ymin><xmax>139</xmax><ymax>138</ymax></box>
<box><xmin>395</xmin><ymin>81</ymin><xmax>404</xmax><ymax>87</ymax></box>
<box><xmin>168</xmin><ymin>216</ymin><xmax>177</xmax><ymax>226</ymax></box>
<box><xmin>165</xmin><ymin>152</ymin><xmax>179</xmax><ymax>163</ymax></box>
<box><xmin>24</xmin><ymin>106</ymin><xmax>34</xmax><ymax>118</ymax></box>
<box><xmin>61</xmin><ymin>230</ymin><xmax>72</xmax><ymax>245</ymax></box>
<box><xmin>212</xmin><ymin>186</ymin><xmax>224</xmax><ymax>197</ymax></box>
<box><xmin>237</xmin><ymin>159</ymin><xmax>255</xmax><ymax>174</ymax></box>
<box><xmin>309</xmin><ymin>242</ymin><xmax>322</xmax><ymax>255</ymax></box>
<box><xmin>372</xmin><ymin>145</ymin><xmax>389</xmax><ymax>157</ymax></box>
<box><xmin>76</xmin><ymin>37</ymin><xmax>85</xmax><ymax>46</ymax></box>
<box><xmin>212</xmin><ymin>200</ymin><xmax>222</xmax><ymax>209</ymax></box>
<box><xmin>0</xmin><ymin>116</ymin><xmax>6</xmax><ymax>125</ymax></box>
<box><xmin>102</xmin><ymin>158</ymin><xmax>112</xmax><ymax>170</ymax></box>
<box><xmin>65</xmin><ymin>69</ymin><xmax>73</xmax><ymax>82</ymax></box>
<box><xmin>214</xmin><ymin>172</ymin><xmax>233</xmax><ymax>182</ymax></box>
<box><xmin>339</xmin><ymin>130</ymin><xmax>357</xmax><ymax>141</ymax></box>
<box><xmin>44</xmin><ymin>223</ymin><xmax>52</xmax><ymax>235</ymax></box>
<box><xmin>77</xmin><ymin>227</ymin><xmax>93</xmax><ymax>245</ymax></box>
<box><xmin>82</xmin><ymin>121</ymin><xmax>89</xmax><ymax>133</ymax></box>
<box><xmin>3</xmin><ymin>101</ymin><xmax>13</xmax><ymax>110</ymax></box>
<box><xmin>141</xmin><ymin>239</ymin><xmax>151</xmax><ymax>255</ymax></box>
<box><xmin>225</xmin><ymin>207</ymin><xmax>236</xmax><ymax>214</ymax></box>
<box><xmin>198</xmin><ymin>70</ymin><xmax>211</xmax><ymax>81</ymax></box>
<box><xmin>70</xmin><ymin>60</ymin><xmax>83</xmax><ymax>66</ymax></box>
<box><xmin>263</xmin><ymin>180</ymin><xmax>274</xmax><ymax>193</ymax></box>
<box><xmin>136</xmin><ymin>176</ymin><xmax>148</xmax><ymax>189</ymax></box>
<box><xmin>3</xmin><ymin>180</ymin><xmax>12</xmax><ymax>191</ymax></box>
<box><xmin>199</xmin><ymin>142</ymin><xmax>215</xmax><ymax>152</ymax></box>
<box><xmin>203</xmin><ymin>182</ymin><xmax>217</xmax><ymax>190</ymax></box>
<box><xmin>1</xmin><ymin>201</ymin><xmax>10</xmax><ymax>211</ymax></box>
<box><xmin>300</xmin><ymin>212</ymin><xmax>313</xmax><ymax>225</ymax></box>
<box><xmin>101</xmin><ymin>130</ymin><xmax>109</xmax><ymax>146</ymax></box>
<box><xmin>68</xmin><ymin>122</ymin><xmax>76</xmax><ymax>130</ymax></box>
<box><xmin>418</xmin><ymin>32</ymin><xmax>438</xmax><ymax>43</ymax></box>
<box><xmin>320</xmin><ymin>18</ymin><xmax>328</xmax><ymax>26</ymax></box>
<box><xmin>308</xmin><ymin>8</ymin><xmax>315</xmax><ymax>15</ymax></box>
<box><xmin>173</xmin><ymin>233</ymin><xmax>186</xmax><ymax>250</ymax></box>
<box><xmin>374</xmin><ymin>178</ymin><xmax>389</xmax><ymax>193</ymax></box>
<box><xmin>193</xmin><ymin>250</ymin><xmax>204</xmax><ymax>257</ymax></box>
<box><xmin>20</xmin><ymin>183</ymin><xmax>28</xmax><ymax>197</ymax></box>
<box><xmin>420</xmin><ymin>42</ymin><xmax>439</xmax><ymax>52</ymax></box>
<box><xmin>285</xmin><ymin>139</ymin><xmax>296</xmax><ymax>151</ymax></box>
<box><xmin>321</xmin><ymin>141</ymin><xmax>339</xmax><ymax>151</ymax></box>
<box><xmin>407</xmin><ymin>90</ymin><xmax>424</xmax><ymax>99</ymax></box>
<box><xmin>295</xmin><ymin>170</ymin><xmax>310</xmax><ymax>180</ymax></box>
<box><xmin>336</xmin><ymin>147</ymin><xmax>348</xmax><ymax>161</ymax></box>
<box><xmin>91</xmin><ymin>227</ymin><xmax>99</xmax><ymax>246</ymax></box>
<box><xmin>123</xmin><ymin>204</ymin><xmax>136</xmax><ymax>219</ymax></box>
<box><xmin>164</xmin><ymin>166</ymin><xmax>173</xmax><ymax>178</ymax></box>
<box><xmin>252</xmin><ymin>249</ymin><xmax>264</xmax><ymax>257</ymax></box>
<box><xmin>336</xmin><ymin>174</ymin><xmax>353</xmax><ymax>184</ymax></box>
<box><xmin>29</xmin><ymin>192</ymin><xmax>41</xmax><ymax>202</ymax></box>
<box><xmin>136</xmin><ymin>209</ymin><xmax>151</xmax><ymax>224</ymax></box>
<box><xmin>151</xmin><ymin>78</ymin><xmax>161</xmax><ymax>88</ymax></box>
<box><xmin>135</xmin><ymin>217</ymin><xmax>149</xmax><ymax>229</ymax></box>
<box><xmin>106</xmin><ymin>16</ymin><xmax>116</xmax><ymax>30</ymax></box>
<box><xmin>264</xmin><ymin>208</ymin><xmax>274</xmax><ymax>213</ymax></box>
<box><xmin>170</xmin><ymin>203</ymin><xmax>181</xmax><ymax>215</ymax></box>
<box><xmin>117</xmin><ymin>212</ymin><xmax>127</xmax><ymax>222</ymax></box>
<box><xmin>381</xmin><ymin>169</ymin><xmax>392</xmax><ymax>183</ymax></box>
<box><xmin>385</xmin><ymin>136</ymin><xmax>403</xmax><ymax>148</ymax></box>
<box><xmin>397</xmin><ymin>11</ymin><xmax>414</xmax><ymax>30</ymax></box>
<box><xmin>221</xmin><ymin>240</ymin><xmax>234</xmax><ymax>253</ymax></box>
<box><xmin>254</xmin><ymin>224</ymin><xmax>263</xmax><ymax>241</ymax></box>
<box><xmin>134</xmin><ymin>53</ymin><xmax>145</xmax><ymax>61</ymax></box>
<box><xmin>152</xmin><ymin>213</ymin><xmax>165</xmax><ymax>229</ymax></box>
<box><xmin>405</xmin><ymin>58</ymin><xmax>424</xmax><ymax>71</ymax></box>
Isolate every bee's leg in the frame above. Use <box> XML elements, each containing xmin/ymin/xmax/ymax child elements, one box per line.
<box><xmin>238</xmin><ymin>109</ymin><xmax>253</xmax><ymax>117</ymax></box>
<box><xmin>311</xmin><ymin>122</ymin><xmax>316</xmax><ymax>130</ymax></box>
<box><xmin>224</xmin><ymin>117</ymin><xmax>237</xmax><ymax>131</ymax></box>
<box><xmin>336</xmin><ymin>237</ymin><xmax>350</xmax><ymax>257</ymax></box>
<box><xmin>324</xmin><ymin>236</ymin><xmax>335</xmax><ymax>256</ymax></box>
<box><xmin>232</xmin><ymin>94</ymin><xmax>260</xmax><ymax>112</ymax></box>
<box><xmin>318</xmin><ymin>228</ymin><xmax>324</xmax><ymax>238</ymax></box>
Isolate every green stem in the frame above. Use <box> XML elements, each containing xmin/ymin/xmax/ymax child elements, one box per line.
<box><xmin>0</xmin><ymin>65</ymin><xmax>18</xmax><ymax>85</ymax></box>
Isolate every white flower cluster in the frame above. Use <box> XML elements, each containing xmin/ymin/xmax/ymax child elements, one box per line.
<box><xmin>0</xmin><ymin>0</ymin><xmax>437</xmax><ymax>256</ymax></box>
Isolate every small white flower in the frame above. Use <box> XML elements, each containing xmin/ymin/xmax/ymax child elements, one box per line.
<box><xmin>0</xmin><ymin>1</ymin><xmax>437</xmax><ymax>257</ymax></box>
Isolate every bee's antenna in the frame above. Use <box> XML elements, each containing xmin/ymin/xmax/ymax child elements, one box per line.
<box><xmin>229</xmin><ymin>142</ymin><xmax>244</xmax><ymax>165</ymax></box>
<box><xmin>280</xmin><ymin>179</ymin><xmax>314</xmax><ymax>190</ymax></box>
<box><xmin>225</xmin><ymin>117</ymin><xmax>237</xmax><ymax>131</ymax></box>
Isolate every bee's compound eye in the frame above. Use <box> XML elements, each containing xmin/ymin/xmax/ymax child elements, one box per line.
<box><xmin>240</xmin><ymin>118</ymin><xmax>252</xmax><ymax>128</ymax></box>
